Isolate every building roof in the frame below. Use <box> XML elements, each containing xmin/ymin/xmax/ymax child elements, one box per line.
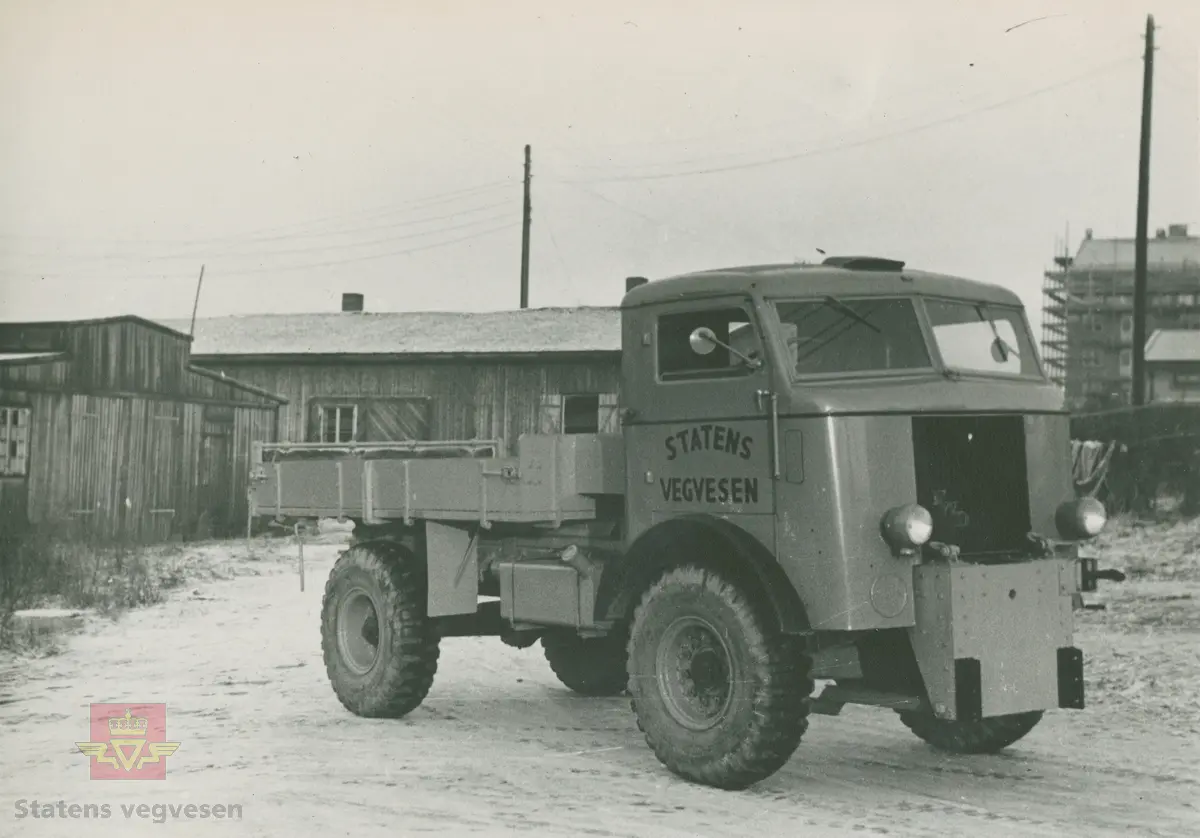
<box><xmin>156</xmin><ymin>307</ymin><xmax>623</xmax><ymax>359</ymax></box>
<box><xmin>623</xmin><ymin>261</ymin><xmax>1025</xmax><ymax>309</ymax></box>
<box><xmin>1071</xmin><ymin>229</ymin><xmax>1200</xmax><ymax>271</ymax></box>
<box><xmin>1145</xmin><ymin>329</ymin><xmax>1200</xmax><ymax>364</ymax></box>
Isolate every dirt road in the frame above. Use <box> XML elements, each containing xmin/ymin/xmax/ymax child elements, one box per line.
<box><xmin>2</xmin><ymin>540</ymin><xmax>1198</xmax><ymax>838</ymax></box>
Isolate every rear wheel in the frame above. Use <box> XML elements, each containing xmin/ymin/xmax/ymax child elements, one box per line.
<box><xmin>542</xmin><ymin>630</ymin><xmax>629</xmax><ymax>696</ymax></box>
<box><xmin>627</xmin><ymin>565</ymin><xmax>813</xmax><ymax>790</ymax></box>
<box><xmin>897</xmin><ymin>710</ymin><xmax>1044</xmax><ymax>754</ymax></box>
<box><xmin>320</xmin><ymin>542</ymin><xmax>440</xmax><ymax>718</ymax></box>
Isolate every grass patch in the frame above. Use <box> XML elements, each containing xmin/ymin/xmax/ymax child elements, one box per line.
<box><xmin>0</xmin><ymin>529</ymin><xmax>198</xmax><ymax>648</ymax></box>
<box><xmin>1081</xmin><ymin>512</ymin><xmax>1200</xmax><ymax>583</ymax></box>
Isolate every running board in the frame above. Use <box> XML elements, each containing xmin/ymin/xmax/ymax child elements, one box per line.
<box><xmin>811</xmin><ymin>684</ymin><xmax>925</xmax><ymax>716</ymax></box>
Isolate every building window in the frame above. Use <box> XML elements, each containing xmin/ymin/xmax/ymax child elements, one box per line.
<box><xmin>320</xmin><ymin>405</ymin><xmax>357</xmax><ymax>443</ymax></box>
<box><xmin>1180</xmin><ymin>294</ymin><xmax>1196</xmax><ymax>307</ymax></box>
<box><xmin>1091</xmin><ymin>319</ymin><xmax>1105</xmax><ymax>333</ymax></box>
<box><xmin>540</xmin><ymin>393</ymin><xmax>619</xmax><ymax>435</ymax></box>
<box><xmin>1120</xmin><ymin>315</ymin><xmax>1133</xmax><ymax>336</ymax></box>
<box><xmin>0</xmin><ymin>407</ymin><xmax>31</xmax><ymax>477</ymax></box>
<box><xmin>1082</xmin><ymin>349</ymin><xmax>1101</xmax><ymax>367</ymax></box>
<box><xmin>563</xmin><ymin>394</ymin><xmax>600</xmax><ymax>434</ymax></box>
<box><xmin>1119</xmin><ymin>349</ymin><xmax>1132</xmax><ymax>376</ymax></box>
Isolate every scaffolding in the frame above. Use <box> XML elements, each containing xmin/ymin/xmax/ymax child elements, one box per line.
<box><xmin>1040</xmin><ymin>225</ymin><xmax>1200</xmax><ymax>411</ymax></box>
<box><xmin>1040</xmin><ymin>248</ymin><xmax>1072</xmax><ymax>388</ymax></box>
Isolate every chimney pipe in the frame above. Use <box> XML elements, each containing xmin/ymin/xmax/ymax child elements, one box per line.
<box><xmin>626</xmin><ymin>276</ymin><xmax>648</xmax><ymax>293</ymax></box>
<box><xmin>342</xmin><ymin>293</ymin><xmax>364</xmax><ymax>313</ymax></box>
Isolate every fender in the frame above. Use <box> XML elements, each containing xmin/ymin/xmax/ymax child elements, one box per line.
<box><xmin>595</xmin><ymin>514</ymin><xmax>811</xmax><ymax>635</ymax></box>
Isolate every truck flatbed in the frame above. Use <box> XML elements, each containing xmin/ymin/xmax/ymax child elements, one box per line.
<box><xmin>251</xmin><ymin>434</ymin><xmax>625</xmax><ymax>527</ymax></box>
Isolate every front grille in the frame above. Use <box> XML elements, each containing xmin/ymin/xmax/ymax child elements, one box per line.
<box><xmin>912</xmin><ymin>415</ymin><xmax>1031</xmax><ymax>556</ymax></box>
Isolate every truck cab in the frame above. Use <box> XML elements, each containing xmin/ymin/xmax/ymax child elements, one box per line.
<box><xmin>619</xmin><ymin>257</ymin><xmax>1086</xmax><ymax>635</ymax></box>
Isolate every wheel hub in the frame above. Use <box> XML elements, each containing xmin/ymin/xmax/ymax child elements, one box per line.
<box><xmin>655</xmin><ymin>616</ymin><xmax>735</xmax><ymax>731</ymax></box>
<box><xmin>337</xmin><ymin>587</ymin><xmax>382</xmax><ymax>675</ymax></box>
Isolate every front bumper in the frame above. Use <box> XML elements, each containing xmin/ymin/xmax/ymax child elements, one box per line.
<box><xmin>907</xmin><ymin>558</ymin><xmax>1083</xmax><ymax>721</ymax></box>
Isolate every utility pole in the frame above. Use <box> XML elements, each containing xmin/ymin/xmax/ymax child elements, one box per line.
<box><xmin>1131</xmin><ymin>14</ymin><xmax>1155</xmax><ymax>406</ymax></box>
<box><xmin>189</xmin><ymin>264</ymin><xmax>206</xmax><ymax>337</ymax></box>
<box><xmin>519</xmin><ymin>144</ymin><xmax>532</xmax><ymax>309</ymax></box>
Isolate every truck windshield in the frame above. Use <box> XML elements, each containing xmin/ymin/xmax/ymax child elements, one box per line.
<box><xmin>923</xmin><ymin>299</ymin><xmax>1041</xmax><ymax>377</ymax></box>
<box><xmin>772</xmin><ymin>297</ymin><xmax>932</xmax><ymax>376</ymax></box>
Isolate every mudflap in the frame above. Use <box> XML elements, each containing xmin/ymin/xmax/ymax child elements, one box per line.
<box><xmin>908</xmin><ymin>559</ymin><xmax>1083</xmax><ymax>721</ymax></box>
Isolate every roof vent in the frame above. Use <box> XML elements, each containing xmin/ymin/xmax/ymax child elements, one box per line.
<box><xmin>1168</xmin><ymin>223</ymin><xmax>1189</xmax><ymax>237</ymax></box>
<box><xmin>1156</xmin><ymin>228</ymin><xmax>1167</xmax><ymax>239</ymax></box>
<box><xmin>342</xmin><ymin>293</ymin><xmax>364</xmax><ymax>313</ymax></box>
<box><xmin>821</xmin><ymin>256</ymin><xmax>906</xmax><ymax>272</ymax></box>
<box><xmin>1085</xmin><ymin>228</ymin><xmax>1093</xmax><ymax>239</ymax></box>
<box><xmin>625</xmin><ymin>276</ymin><xmax>649</xmax><ymax>292</ymax></box>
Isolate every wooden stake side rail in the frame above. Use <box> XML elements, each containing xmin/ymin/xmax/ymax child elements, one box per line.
<box><xmin>249</xmin><ymin>434</ymin><xmax>625</xmax><ymax>527</ymax></box>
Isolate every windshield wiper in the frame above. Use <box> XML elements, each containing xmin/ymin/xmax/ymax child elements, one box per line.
<box><xmin>975</xmin><ymin>304</ymin><xmax>1019</xmax><ymax>362</ymax></box>
<box><xmin>824</xmin><ymin>296</ymin><xmax>882</xmax><ymax>334</ymax></box>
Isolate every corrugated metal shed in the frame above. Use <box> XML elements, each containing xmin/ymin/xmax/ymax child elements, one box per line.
<box><xmin>156</xmin><ymin>307</ymin><xmax>623</xmax><ymax>358</ymax></box>
<box><xmin>1145</xmin><ymin>329</ymin><xmax>1200</xmax><ymax>363</ymax></box>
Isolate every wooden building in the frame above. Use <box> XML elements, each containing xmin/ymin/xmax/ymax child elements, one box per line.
<box><xmin>160</xmin><ymin>294</ymin><xmax>623</xmax><ymax>454</ymax></box>
<box><xmin>0</xmin><ymin>316</ymin><xmax>285</xmax><ymax>542</ymax></box>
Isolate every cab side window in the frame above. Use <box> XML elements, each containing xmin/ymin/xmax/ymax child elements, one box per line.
<box><xmin>657</xmin><ymin>307</ymin><xmax>760</xmax><ymax>381</ymax></box>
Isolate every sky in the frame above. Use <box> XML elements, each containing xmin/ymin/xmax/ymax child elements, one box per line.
<box><xmin>1</xmin><ymin>0</ymin><xmax>1198</xmax><ymax>342</ymax></box>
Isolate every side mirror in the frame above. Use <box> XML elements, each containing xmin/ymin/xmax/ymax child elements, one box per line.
<box><xmin>689</xmin><ymin>327</ymin><xmax>719</xmax><ymax>356</ymax></box>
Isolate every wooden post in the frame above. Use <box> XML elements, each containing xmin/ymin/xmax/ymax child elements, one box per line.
<box><xmin>519</xmin><ymin>144</ymin><xmax>532</xmax><ymax>309</ymax></box>
<box><xmin>295</xmin><ymin>522</ymin><xmax>306</xmax><ymax>592</ymax></box>
<box><xmin>1131</xmin><ymin>15</ymin><xmax>1155</xmax><ymax>407</ymax></box>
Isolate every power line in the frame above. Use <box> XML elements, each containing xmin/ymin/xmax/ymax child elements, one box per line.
<box><xmin>3</xmin><ymin>208</ymin><xmax>514</xmax><ymax>266</ymax></box>
<box><xmin>547</xmin><ymin>34</ymin><xmax>1139</xmax><ymax>163</ymax></box>
<box><xmin>560</xmin><ymin>54</ymin><xmax>1140</xmax><ymax>184</ymax></box>
<box><xmin>26</xmin><ymin>222</ymin><xmax>520</xmax><ymax>283</ymax></box>
<box><xmin>0</xmin><ymin>179</ymin><xmax>515</xmax><ymax>247</ymax></box>
<box><xmin>0</xmin><ymin>200</ymin><xmax>515</xmax><ymax>263</ymax></box>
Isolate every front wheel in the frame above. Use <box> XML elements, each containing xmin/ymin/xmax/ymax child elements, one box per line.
<box><xmin>897</xmin><ymin>710</ymin><xmax>1044</xmax><ymax>754</ymax></box>
<box><xmin>626</xmin><ymin>565</ymin><xmax>813</xmax><ymax>790</ymax></box>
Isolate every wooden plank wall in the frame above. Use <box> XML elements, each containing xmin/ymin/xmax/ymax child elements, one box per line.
<box><xmin>205</xmin><ymin>358</ymin><xmax>623</xmax><ymax>452</ymax></box>
<box><xmin>0</xmin><ymin>386</ymin><xmax>278</xmax><ymax>543</ymax></box>
<box><xmin>0</xmin><ymin>321</ymin><xmax>284</xmax><ymax>407</ymax></box>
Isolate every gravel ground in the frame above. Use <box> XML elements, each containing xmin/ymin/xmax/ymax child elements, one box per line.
<box><xmin>1</xmin><ymin>529</ymin><xmax>1198</xmax><ymax>838</ymax></box>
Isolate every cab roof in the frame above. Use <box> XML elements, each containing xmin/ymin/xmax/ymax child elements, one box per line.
<box><xmin>620</xmin><ymin>257</ymin><xmax>1024</xmax><ymax>309</ymax></box>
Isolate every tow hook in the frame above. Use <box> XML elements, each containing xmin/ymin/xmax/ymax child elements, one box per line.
<box><xmin>1076</xmin><ymin>556</ymin><xmax>1127</xmax><ymax>612</ymax></box>
<box><xmin>1080</xmin><ymin>557</ymin><xmax>1127</xmax><ymax>592</ymax></box>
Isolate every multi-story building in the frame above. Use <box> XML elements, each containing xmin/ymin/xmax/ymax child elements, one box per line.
<box><xmin>1042</xmin><ymin>222</ymin><xmax>1200</xmax><ymax>410</ymax></box>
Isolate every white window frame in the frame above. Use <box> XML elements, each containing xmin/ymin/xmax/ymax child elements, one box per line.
<box><xmin>0</xmin><ymin>406</ymin><xmax>31</xmax><ymax>477</ymax></box>
<box><xmin>320</xmin><ymin>404</ymin><xmax>358</xmax><ymax>443</ymax></box>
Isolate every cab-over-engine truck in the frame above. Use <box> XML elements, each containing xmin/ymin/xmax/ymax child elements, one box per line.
<box><xmin>249</xmin><ymin>256</ymin><xmax>1123</xmax><ymax>790</ymax></box>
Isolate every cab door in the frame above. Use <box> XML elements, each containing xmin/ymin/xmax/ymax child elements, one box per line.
<box><xmin>622</xmin><ymin>295</ymin><xmax>776</xmax><ymax>548</ymax></box>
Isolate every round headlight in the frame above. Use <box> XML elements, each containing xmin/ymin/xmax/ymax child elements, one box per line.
<box><xmin>881</xmin><ymin>504</ymin><xmax>934</xmax><ymax>549</ymax></box>
<box><xmin>1055</xmin><ymin>497</ymin><xmax>1107</xmax><ymax>540</ymax></box>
